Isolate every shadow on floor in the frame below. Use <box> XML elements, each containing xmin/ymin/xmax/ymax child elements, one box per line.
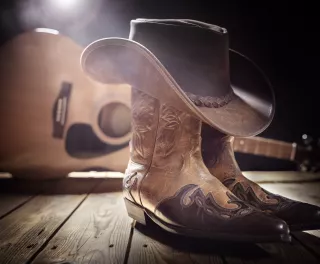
<box><xmin>133</xmin><ymin>218</ymin><xmax>320</xmax><ymax>262</ymax></box>
<box><xmin>0</xmin><ymin>177</ymin><xmax>123</xmax><ymax>194</ymax></box>
<box><xmin>134</xmin><ymin>221</ymin><xmax>272</xmax><ymax>261</ymax></box>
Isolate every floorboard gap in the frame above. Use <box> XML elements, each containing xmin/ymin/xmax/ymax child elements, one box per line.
<box><xmin>26</xmin><ymin>180</ymin><xmax>102</xmax><ymax>264</ymax></box>
<box><xmin>0</xmin><ymin>195</ymin><xmax>36</xmax><ymax>220</ymax></box>
<box><xmin>123</xmin><ymin>220</ymin><xmax>136</xmax><ymax>264</ymax></box>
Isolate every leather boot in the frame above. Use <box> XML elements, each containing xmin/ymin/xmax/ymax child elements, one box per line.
<box><xmin>201</xmin><ymin>124</ymin><xmax>320</xmax><ymax>231</ymax></box>
<box><xmin>123</xmin><ymin>89</ymin><xmax>291</xmax><ymax>242</ymax></box>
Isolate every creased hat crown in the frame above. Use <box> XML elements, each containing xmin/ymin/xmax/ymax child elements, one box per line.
<box><xmin>130</xmin><ymin>19</ymin><xmax>231</xmax><ymax>98</ymax></box>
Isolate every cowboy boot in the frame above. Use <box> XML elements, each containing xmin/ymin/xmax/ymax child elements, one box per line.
<box><xmin>122</xmin><ymin>88</ymin><xmax>291</xmax><ymax>242</ymax></box>
<box><xmin>80</xmin><ymin>19</ymin><xmax>291</xmax><ymax>242</ymax></box>
<box><xmin>201</xmin><ymin>124</ymin><xmax>320</xmax><ymax>231</ymax></box>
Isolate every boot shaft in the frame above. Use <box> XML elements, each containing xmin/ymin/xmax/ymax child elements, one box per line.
<box><xmin>127</xmin><ymin>89</ymin><xmax>248</xmax><ymax>213</ymax></box>
<box><xmin>130</xmin><ymin>89</ymin><xmax>160</xmax><ymax>167</ymax></box>
<box><xmin>130</xmin><ymin>89</ymin><xmax>202</xmax><ymax>170</ymax></box>
<box><xmin>124</xmin><ymin>91</ymin><xmax>292</xmax><ymax>242</ymax></box>
<box><xmin>125</xmin><ymin>89</ymin><xmax>204</xmax><ymax>205</ymax></box>
<box><xmin>201</xmin><ymin>123</ymin><xmax>242</xmax><ymax>181</ymax></box>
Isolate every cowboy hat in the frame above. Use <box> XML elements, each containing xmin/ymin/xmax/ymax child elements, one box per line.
<box><xmin>80</xmin><ymin>18</ymin><xmax>275</xmax><ymax>137</ymax></box>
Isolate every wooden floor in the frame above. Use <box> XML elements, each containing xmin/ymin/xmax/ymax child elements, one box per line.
<box><xmin>0</xmin><ymin>172</ymin><xmax>319</xmax><ymax>264</ymax></box>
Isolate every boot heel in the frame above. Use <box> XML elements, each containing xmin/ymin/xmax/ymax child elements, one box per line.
<box><xmin>124</xmin><ymin>198</ymin><xmax>147</xmax><ymax>225</ymax></box>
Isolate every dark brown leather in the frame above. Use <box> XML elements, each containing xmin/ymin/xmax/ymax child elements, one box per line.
<box><xmin>123</xmin><ymin>89</ymin><xmax>290</xmax><ymax>241</ymax></box>
<box><xmin>130</xmin><ymin>19</ymin><xmax>231</xmax><ymax>98</ymax></box>
<box><xmin>155</xmin><ymin>184</ymin><xmax>287</xmax><ymax>237</ymax></box>
<box><xmin>81</xmin><ymin>36</ymin><xmax>273</xmax><ymax>137</ymax></box>
<box><xmin>201</xmin><ymin>124</ymin><xmax>320</xmax><ymax>231</ymax></box>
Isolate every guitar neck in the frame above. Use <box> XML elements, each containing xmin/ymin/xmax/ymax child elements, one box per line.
<box><xmin>233</xmin><ymin>136</ymin><xmax>298</xmax><ymax>161</ymax></box>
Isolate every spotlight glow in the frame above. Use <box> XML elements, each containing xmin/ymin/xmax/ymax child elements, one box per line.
<box><xmin>48</xmin><ymin>0</ymin><xmax>79</xmax><ymax>11</ymax></box>
<box><xmin>17</xmin><ymin>0</ymin><xmax>102</xmax><ymax>33</ymax></box>
<box><xmin>34</xmin><ymin>28</ymin><xmax>59</xmax><ymax>35</ymax></box>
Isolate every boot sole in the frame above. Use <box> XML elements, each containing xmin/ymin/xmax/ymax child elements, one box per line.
<box><xmin>124</xmin><ymin>198</ymin><xmax>292</xmax><ymax>243</ymax></box>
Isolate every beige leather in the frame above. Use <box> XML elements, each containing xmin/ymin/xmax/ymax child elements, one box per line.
<box><xmin>202</xmin><ymin>124</ymin><xmax>320</xmax><ymax>231</ymax></box>
<box><xmin>202</xmin><ymin>126</ymin><xmax>283</xmax><ymax>205</ymax></box>
<box><xmin>81</xmin><ymin>37</ymin><xmax>291</xmax><ymax>241</ymax></box>
<box><xmin>122</xmin><ymin>89</ymin><xmax>290</xmax><ymax>241</ymax></box>
<box><xmin>124</xmin><ymin>89</ymin><xmax>242</xmax><ymax>212</ymax></box>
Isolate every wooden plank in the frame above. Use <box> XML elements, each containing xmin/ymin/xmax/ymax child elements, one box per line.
<box><xmin>259</xmin><ymin>182</ymin><xmax>320</xmax><ymax>206</ymax></box>
<box><xmin>305</xmin><ymin>230</ymin><xmax>320</xmax><ymax>239</ymax></box>
<box><xmin>0</xmin><ymin>178</ymin><xmax>49</xmax><ymax>194</ymax></box>
<box><xmin>0</xmin><ymin>194</ymin><xmax>33</xmax><ymax>219</ymax></box>
<box><xmin>224</xmin><ymin>238</ymin><xmax>319</xmax><ymax>264</ymax></box>
<box><xmin>266</xmin><ymin>181</ymin><xmax>320</xmax><ymax>259</ymax></box>
<box><xmin>127</xmin><ymin>219</ymin><xmax>224</xmax><ymax>264</ymax></box>
<box><xmin>240</xmin><ymin>181</ymin><xmax>320</xmax><ymax>264</ymax></box>
<box><xmin>0</xmin><ymin>173</ymin><xmax>12</xmax><ymax>178</ymax></box>
<box><xmin>293</xmin><ymin>231</ymin><xmax>320</xmax><ymax>258</ymax></box>
<box><xmin>124</xmin><ymin>180</ymin><xmax>320</xmax><ymax>264</ymax></box>
<box><xmin>0</xmin><ymin>179</ymin><xmax>98</xmax><ymax>264</ymax></box>
<box><xmin>68</xmin><ymin>171</ymin><xmax>124</xmax><ymax>178</ymax></box>
<box><xmin>0</xmin><ymin>177</ymin><xmax>103</xmax><ymax>195</ymax></box>
<box><xmin>244</xmin><ymin>171</ymin><xmax>320</xmax><ymax>184</ymax></box>
<box><xmin>32</xmin><ymin>178</ymin><xmax>132</xmax><ymax>264</ymax></box>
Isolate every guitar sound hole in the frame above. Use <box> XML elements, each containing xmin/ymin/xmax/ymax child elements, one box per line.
<box><xmin>65</xmin><ymin>124</ymin><xmax>128</xmax><ymax>158</ymax></box>
<box><xmin>98</xmin><ymin>102</ymin><xmax>131</xmax><ymax>138</ymax></box>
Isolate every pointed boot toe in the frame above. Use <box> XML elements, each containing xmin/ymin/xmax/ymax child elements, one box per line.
<box><xmin>151</xmin><ymin>185</ymin><xmax>291</xmax><ymax>242</ymax></box>
<box><xmin>120</xmin><ymin>90</ymin><xmax>290</xmax><ymax>243</ymax></box>
<box><xmin>234</xmin><ymin>212</ymin><xmax>291</xmax><ymax>243</ymax></box>
<box><xmin>275</xmin><ymin>201</ymin><xmax>320</xmax><ymax>231</ymax></box>
<box><xmin>222</xmin><ymin>178</ymin><xmax>320</xmax><ymax>232</ymax></box>
<box><xmin>201</xmin><ymin>124</ymin><xmax>320</xmax><ymax>232</ymax></box>
<box><xmin>125</xmin><ymin>183</ymin><xmax>291</xmax><ymax>242</ymax></box>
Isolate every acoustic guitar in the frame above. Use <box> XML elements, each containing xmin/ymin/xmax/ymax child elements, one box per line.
<box><xmin>233</xmin><ymin>135</ymin><xmax>320</xmax><ymax>172</ymax></box>
<box><xmin>0</xmin><ymin>29</ymin><xmax>131</xmax><ymax>179</ymax></box>
<box><xmin>1</xmin><ymin>29</ymin><xmax>317</xmax><ymax>179</ymax></box>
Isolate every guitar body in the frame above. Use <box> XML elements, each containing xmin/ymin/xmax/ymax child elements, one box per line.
<box><xmin>0</xmin><ymin>30</ymin><xmax>131</xmax><ymax>179</ymax></box>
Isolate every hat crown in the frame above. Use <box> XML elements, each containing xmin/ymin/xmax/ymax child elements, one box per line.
<box><xmin>129</xmin><ymin>19</ymin><xmax>232</xmax><ymax>98</ymax></box>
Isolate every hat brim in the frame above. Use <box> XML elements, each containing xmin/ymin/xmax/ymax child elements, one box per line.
<box><xmin>80</xmin><ymin>38</ymin><xmax>275</xmax><ymax>137</ymax></box>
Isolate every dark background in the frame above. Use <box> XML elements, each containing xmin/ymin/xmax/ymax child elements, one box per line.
<box><xmin>0</xmin><ymin>0</ymin><xmax>318</xmax><ymax>171</ymax></box>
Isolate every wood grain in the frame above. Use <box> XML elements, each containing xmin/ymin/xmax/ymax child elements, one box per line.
<box><xmin>0</xmin><ymin>194</ymin><xmax>33</xmax><ymax>219</ymax></box>
<box><xmin>259</xmin><ymin>182</ymin><xmax>320</xmax><ymax>206</ymax></box>
<box><xmin>0</xmin><ymin>181</ymin><xmax>96</xmax><ymax>264</ymax></box>
<box><xmin>0</xmin><ymin>173</ymin><xmax>319</xmax><ymax>264</ymax></box>
<box><xmin>32</xmin><ymin>179</ymin><xmax>132</xmax><ymax>264</ymax></box>
<box><xmin>228</xmin><ymin>179</ymin><xmax>320</xmax><ymax>263</ymax></box>
<box><xmin>224</xmin><ymin>238</ymin><xmax>320</xmax><ymax>264</ymax></box>
<box><xmin>127</xmin><ymin>220</ymin><xmax>224</xmax><ymax>264</ymax></box>
<box><xmin>279</xmin><ymin>181</ymin><xmax>320</xmax><ymax>259</ymax></box>
<box><xmin>126</xmin><ymin>180</ymin><xmax>320</xmax><ymax>264</ymax></box>
<box><xmin>292</xmin><ymin>231</ymin><xmax>320</xmax><ymax>259</ymax></box>
<box><xmin>0</xmin><ymin>177</ymin><xmax>104</xmax><ymax>195</ymax></box>
<box><xmin>305</xmin><ymin>230</ymin><xmax>320</xmax><ymax>239</ymax></box>
<box><xmin>244</xmin><ymin>171</ymin><xmax>320</xmax><ymax>184</ymax></box>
